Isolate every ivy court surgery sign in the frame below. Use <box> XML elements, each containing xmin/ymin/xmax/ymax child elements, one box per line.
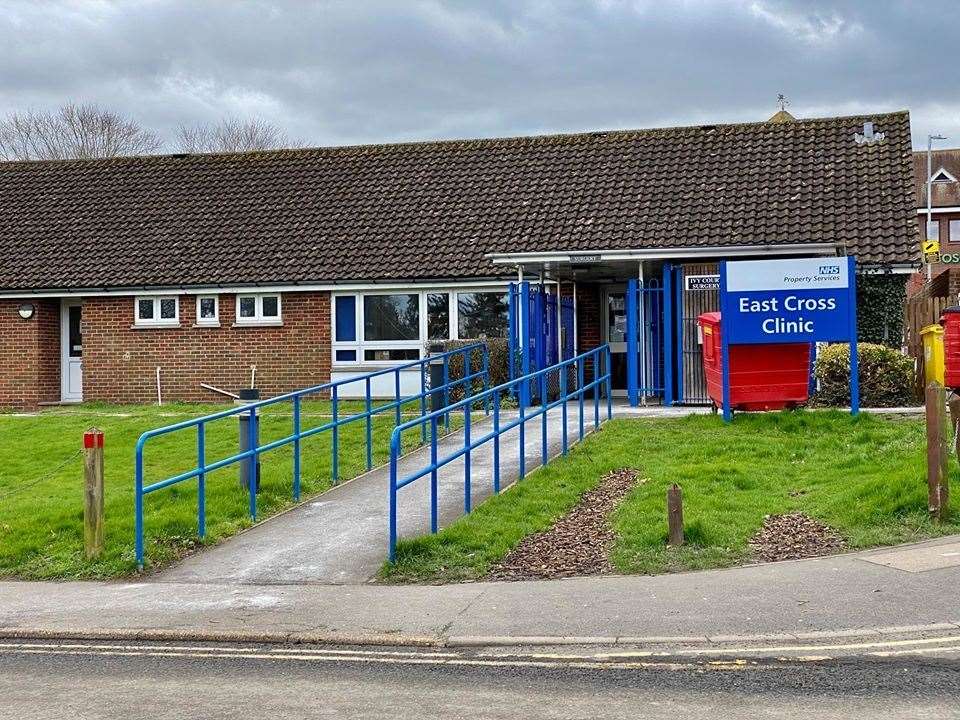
<box><xmin>718</xmin><ymin>255</ymin><xmax>859</xmax><ymax>421</ymax></box>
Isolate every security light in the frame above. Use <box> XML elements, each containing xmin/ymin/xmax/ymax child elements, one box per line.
<box><xmin>17</xmin><ymin>303</ymin><xmax>35</xmax><ymax>320</ymax></box>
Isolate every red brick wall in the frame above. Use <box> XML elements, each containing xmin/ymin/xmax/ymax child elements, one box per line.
<box><xmin>575</xmin><ymin>283</ymin><xmax>603</xmax><ymax>353</ymax></box>
<box><xmin>0</xmin><ymin>299</ymin><xmax>60</xmax><ymax>410</ymax></box>
<box><xmin>82</xmin><ymin>292</ymin><xmax>331</xmax><ymax>404</ymax></box>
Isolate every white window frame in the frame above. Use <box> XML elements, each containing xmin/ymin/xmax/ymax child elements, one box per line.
<box><xmin>195</xmin><ymin>295</ymin><xmax>220</xmax><ymax>326</ymax></box>
<box><xmin>235</xmin><ymin>293</ymin><xmax>282</xmax><ymax>326</ymax></box>
<box><xmin>931</xmin><ymin>167</ymin><xmax>957</xmax><ymax>183</ymax></box>
<box><xmin>134</xmin><ymin>295</ymin><xmax>179</xmax><ymax>328</ymax></box>
<box><xmin>331</xmin><ymin>285</ymin><xmax>510</xmax><ymax>366</ymax></box>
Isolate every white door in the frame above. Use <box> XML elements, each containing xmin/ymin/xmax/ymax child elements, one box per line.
<box><xmin>61</xmin><ymin>301</ymin><xmax>83</xmax><ymax>402</ymax></box>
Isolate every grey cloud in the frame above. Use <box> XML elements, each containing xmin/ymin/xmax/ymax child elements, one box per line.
<box><xmin>0</xmin><ymin>0</ymin><xmax>958</xmax><ymax>149</ymax></box>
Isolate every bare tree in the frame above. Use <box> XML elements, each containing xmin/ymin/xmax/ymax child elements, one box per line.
<box><xmin>0</xmin><ymin>103</ymin><xmax>163</xmax><ymax>161</ymax></box>
<box><xmin>176</xmin><ymin>117</ymin><xmax>294</xmax><ymax>153</ymax></box>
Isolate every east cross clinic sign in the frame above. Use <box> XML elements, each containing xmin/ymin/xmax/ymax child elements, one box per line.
<box><xmin>718</xmin><ymin>255</ymin><xmax>859</xmax><ymax>421</ymax></box>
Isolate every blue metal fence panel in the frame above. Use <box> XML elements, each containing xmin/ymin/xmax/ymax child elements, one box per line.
<box><xmin>134</xmin><ymin>343</ymin><xmax>489</xmax><ymax>568</ymax></box>
<box><xmin>388</xmin><ymin>344</ymin><xmax>613</xmax><ymax>562</ymax></box>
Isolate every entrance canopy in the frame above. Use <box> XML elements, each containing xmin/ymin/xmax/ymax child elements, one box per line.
<box><xmin>486</xmin><ymin>243</ymin><xmax>839</xmax><ymax>282</ymax></box>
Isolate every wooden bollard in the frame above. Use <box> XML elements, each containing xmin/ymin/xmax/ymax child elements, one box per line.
<box><xmin>667</xmin><ymin>483</ymin><xmax>684</xmax><ymax>546</ymax></box>
<box><xmin>83</xmin><ymin>428</ymin><xmax>105</xmax><ymax>559</ymax></box>
<box><xmin>925</xmin><ymin>383</ymin><xmax>950</xmax><ymax>522</ymax></box>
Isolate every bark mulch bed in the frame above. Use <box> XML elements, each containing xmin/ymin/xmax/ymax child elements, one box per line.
<box><xmin>748</xmin><ymin>512</ymin><xmax>846</xmax><ymax>563</ymax></box>
<box><xmin>485</xmin><ymin>468</ymin><xmax>640</xmax><ymax>581</ymax></box>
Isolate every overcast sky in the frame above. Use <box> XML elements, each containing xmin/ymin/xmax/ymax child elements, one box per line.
<box><xmin>2</xmin><ymin>0</ymin><xmax>957</xmax><ymax>150</ymax></box>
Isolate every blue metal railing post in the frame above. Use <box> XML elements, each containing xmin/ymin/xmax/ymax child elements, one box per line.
<box><xmin>394</xmin><ymin>370</ymin><xmax>402</xmax><ymax>426</ymax></box>
<box><xmin>442</xmin><ymin>356</ymin><xmax>450</xmax><ymax>430</ymax></box>
<box><xmin>197</xmin><ymin>421</ymin><xmax>206</xmax><ymax>538</ymax></box>
<box><xmin>493</xmin><ymin>391</ymin><xmax>501</xmax><ymax>493</ymax></box>
<box><xmin>593</xmin><ymin>349</ymin><xmax>600</xmax><ymax>429</ymax></box>
<box><xmin>519</xmin><ymin>281</ymin><xmax>531</xmax><ymax>409</ymax></box>
<box><xmin>540</xmin><ymin>372</ymin><xmax>548</xmax><ymax>467</ymax></box>
<box><xmin>135</xmin><ymin>443</ymin><xmax>144</xmax><ymax>568</ymax></box>
<box><xmin>247</xmin><ymin>405</ymin><xmax>257</xmax><ymax>520</ymax></box>
<box><xmin>332</xmin><ymin>386</ymin><xmax>340</xmax><ymax>483</ymax></box>
<box><xmin>365</xmin><ymin>378</ymin><xmax>373</xmax><ymax>470</ymax></box>
<box><xmin>560</xmin><ymin>364</ymin><xmax>568</xmax><ymax>455</ymax></box>
<box><xmin>518</xmin><ymin>378</ymin><xmax>526</xmax><ymax>480</ymax></box>
<box><xmin>430</xmin><ymin>415</ymin><xmax>439</xmax><ymax>533</ymax></box>
<box><xmin>663</xmin><ymin>262</ymin><xmax>674</xmax><ymax>406</ymax></box>
<box><xmin>464</xmin><ymin>399</ymin><xmax>472</xmax><ymax>513</ymax></box>
<box><xmin>419</xmin><ymin>364</ymin><xmax>428</xmax><ymax>444</ymax></box>
<box><xmin>577</xmin><ymin>361</ymin><xmax>585</xmax><ymax>441</ymax></box>
<box><xmin>605</xmin><ymin>347</ymin><xmax>613</xmax><ymax>420</ymax></box>
<box><xmin>388</xmin><ymin>435</ymin><xmax>399</xmax><ymax>562</ymax></box>
<box><xmin>292</xmin><ymin>396</ymin><xmax>301</xmax><ymax>502</ymax></box>
<box><xmin>482</xmin><ymin>348</ymin><xmax>490</xmax><ymax>415</ymax></box>
<box><xmin>626</xmin><ymin>278</ymin><xmax>639</xmax><ymax>407</ymax></box>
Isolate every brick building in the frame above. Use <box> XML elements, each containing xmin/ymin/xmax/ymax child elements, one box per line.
<box><xmin>914</xmin><ymin>148</ymin><xmax>960</xmax><ymax>298</ymax></box>
<box><xmin>0</xmin><ymin>111</ymin><xmax>917</xmax><ymax>410</ymax></box>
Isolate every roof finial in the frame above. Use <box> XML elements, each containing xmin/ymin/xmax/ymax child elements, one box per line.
<box><xmin>768</xmin><ymin>94</ymin><xmax>796</xmax><ymax>123</ymax></box>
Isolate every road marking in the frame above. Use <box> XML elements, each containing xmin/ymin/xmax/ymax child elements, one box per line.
<box><xmin>514</xmin><ymin>634</ymin><xmax>960</xmax><ymax>660</ymax></box>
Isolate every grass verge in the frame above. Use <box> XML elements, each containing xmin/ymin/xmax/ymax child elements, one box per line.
<box><xmin>0</xmin><ymin>399</ymin><xmax>465</xmax><ymax>579</ymax></box>
<box><xmin>381</xmin><ymin>411</ymin><xmax>960</xmax><ymax>583</ymax></box>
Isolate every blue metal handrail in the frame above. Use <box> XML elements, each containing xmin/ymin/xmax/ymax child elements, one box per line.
<box><xmin>387</xmin><ymin>344</ymin><xmax>613</xmax><ymax>562</ymax></box>
<box><xmin>134</xmin><ymin>342</ymin><xmax>489</xmax><ymax>567</ymax></box>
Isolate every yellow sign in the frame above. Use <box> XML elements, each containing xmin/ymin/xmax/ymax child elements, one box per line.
<box><xmin>923</xmin><ymin>239</ymin><xmax>940</xmax><ymax>255</ymax></box>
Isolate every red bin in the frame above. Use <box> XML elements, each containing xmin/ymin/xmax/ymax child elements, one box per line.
<box><xmin>698</xmin><ymin>312</ymin><xmax>811</xmax><ymax>412</ymax></box>
<box><xmin>942</xmin><ymin>307</ymin><xmax>960</xmax><ymax>389</ymax></box>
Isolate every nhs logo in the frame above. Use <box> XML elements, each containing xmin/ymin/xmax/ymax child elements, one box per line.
<box><xmin>819</xmin><ymin>264</ymin><xmax>841</xmax><ymax>275</ymax></box>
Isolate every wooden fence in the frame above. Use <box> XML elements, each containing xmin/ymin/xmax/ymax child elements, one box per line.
<box><xmin>904</xmin><ymin>295</ymin><xmax>950</xmax><ymax>399</ymax></box>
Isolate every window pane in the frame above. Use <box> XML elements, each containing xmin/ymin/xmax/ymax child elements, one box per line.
<box><xmin>199</xmin><ymin>297</ymin><xmax>217</xmax><ymax>319</ymax></box>
<box><xmin>950</xmin><ymin>220</ymin><xmax>960</xmax><ymax>243</ymax></box>
<box><xmin>457</xmin><ymin>292</ymin><xmax>508</xmax><ymax>339</ymax></box>
<box><xmin>927</xmin><ymin>221</ymin><xmax>940</xmax><ymax>241</ymax></box>
<box><xmin>335</xmin><ymin>296</ymin><xmax>357</xmax><ymax>342</ymax></box>
<box><xmin>364</xmin><ymin>294</ymin><xmax>419</xmax><ymax>341</ymax></box>
<box><xmin>427</xmin><ymin>293</ymin><xmax>450</xmax><ymax>340</ymax></box>
<box><xmin>68</xmin><ymin>306</ymin><xmax>82</xmax><ymax>358</ymax></box>
<box><xmin>137</xmin><ymin>299</ymin><xmax>154</xmax><ymax>320</ymax></box>
<box><xmin>160</xmin><ymin>298</ymin><xmax>176</xmax><ymax>319</ymax></box>
<box><xmin>239</xmin><ymin>297</ymin><xmax>256</xmax><ymax>318</ymax></box>
<box><xmin>262</xmin><ymin>295</ymin><xmax>279</xmax><ymax>317</ymax></box>
<box><xmin>364</xmin><ymin>348</ymin><xmax>419</xmax><ymax>361</ymax></box>
<box><xmin>335</xmin><ymin>349</ymin><xmax>357</xmax><ymax>362</ymax></box>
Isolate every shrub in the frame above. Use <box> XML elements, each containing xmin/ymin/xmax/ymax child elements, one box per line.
<box><xmin>438</xmin><ymin>339</ymin><xmax>511</xmax><ymax>400</ymax></box>
<box><xmin>813</xmin><ymin>343</ymin><xmax>915</xmax><ymax>408</ymax></box>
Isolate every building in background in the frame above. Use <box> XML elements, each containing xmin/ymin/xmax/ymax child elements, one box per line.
<box><xmin>0</xmin><ymin>111</ymin><xmax>917</xmax><ymax>410</ymax></box>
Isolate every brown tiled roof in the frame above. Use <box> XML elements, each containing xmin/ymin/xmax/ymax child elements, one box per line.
<box><xmin>0</xmin><ymin>111</ymin><xmax>917</xmax><ymax>291</ymax></box>
<box><xmin>914</xmin><ymin>148</ymin><xmax>960</xmax><ymax>207</ymax></box>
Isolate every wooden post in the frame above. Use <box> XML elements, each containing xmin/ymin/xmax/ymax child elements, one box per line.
<box><xmin>925</xmin><ymin>383</ymin><xmax>950</xmax><ymax>522</ymax></box>
<box><xmin>83</xmin><ymin>428</ymin><xmax>105</xmax><ymax>559</ymax></box>
<box><xmin>667</xmin><ymin>483</ymin><xmax>684</xmax><ymax>546</ymax></box>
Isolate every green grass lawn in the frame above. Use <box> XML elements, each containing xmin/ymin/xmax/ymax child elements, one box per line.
<box><xmin>0</xmin><ymin>399</ymin><xmax>463</xmax><ymax>579</ymax></box>
<box><xmin>382</xmin><ymin>412</ymin><xmax>960</xmax><ymax>583</ymax></box>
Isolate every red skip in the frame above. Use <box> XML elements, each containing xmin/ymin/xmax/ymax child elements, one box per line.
<box><xmin>83</xmin><ymin>429</ymin><xmax>105</xmax><ymax>449</ymax></box>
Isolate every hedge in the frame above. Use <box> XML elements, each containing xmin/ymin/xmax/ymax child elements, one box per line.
<box><xmin>856</xmin><ymin>273</ymin><xmax>907</xmax><ymax>347</ymax></box>
<box><xmin>813</xmin><ymin>342</ymin><xmax>915</xmax><ymax>408</ymax></box>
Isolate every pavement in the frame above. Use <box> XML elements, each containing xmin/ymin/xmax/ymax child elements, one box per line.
<box><xmin>159</xmin><ymin>402</ymin><xmax>604</xmax><ymax>585</ymax></box>
<box><xmin>3</xmin><ymin>536</ymin><xmax>959</xmax><ymax>650</ymax></box>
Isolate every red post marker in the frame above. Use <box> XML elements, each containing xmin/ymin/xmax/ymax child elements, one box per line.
<box><xmin>83</xmin><ymin>429</ymin><xmax>105</xmax><ymax>449</ymax></box>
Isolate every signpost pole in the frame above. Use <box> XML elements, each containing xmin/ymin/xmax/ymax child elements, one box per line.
<box><xmin>719</xmin><ymin>262</ymin><xmax>732</xmax><ymax>423</ymax></box>
<box><xmin>847</xmin><ymin>255</ymin><xmax>859</xmax><ymax>416</ymax></box>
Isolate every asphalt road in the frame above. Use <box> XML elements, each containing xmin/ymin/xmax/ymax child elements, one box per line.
<box><xmin>2</xmin><ymin>640</ymin><xmax>959</xmax><ymax>719</ymax></box>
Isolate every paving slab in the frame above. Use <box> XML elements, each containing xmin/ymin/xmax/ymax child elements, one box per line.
<box><xmin>858</xmin><ymin>540</ymin><xmax>960</xmax><ymax>573</ymax></box>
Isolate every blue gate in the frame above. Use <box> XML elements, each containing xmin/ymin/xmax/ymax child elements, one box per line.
<box><xmin>508</xmin><ymin>282</ymin><xmax>576</xmax><ymax>405</ymax></box>
<box><xmin>626</xmin><ymin>264</ymin><xmax>673</xmax><ymax>406</ymax></box>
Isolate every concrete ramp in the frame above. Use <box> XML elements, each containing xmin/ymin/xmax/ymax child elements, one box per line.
<box><xmin>157</xmin><ymin>405</ymin><xmax>597</xmax><ymax>585</ymax></box>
